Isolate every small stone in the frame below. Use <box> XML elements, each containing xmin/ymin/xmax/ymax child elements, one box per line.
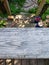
<box><xmin>24</xmin><ymin>20</ymin><xmax>29</xmax><ymax>24</ymax></box>
<box><xmin>38</xmin><ymin>20</ymin><xmax>43</xmax><ymax>27</ymax></box>
<box><xmin>45</xmin><ymin>19</ymin><xmax>49</xmax><ymax>23</ymax></box>
<box><xmin>19</xmin><ymin>24</ymin><xmax>22</xmax><ymax>27</ymax></box>
<box><xmin>22</xmin><ymin>25</ymin><xmax>25</xmax><ymax>28</ymax></box>
<box><xmin>46</xmin><ymin>15</ymin><xmax>49</xmax><ymax>19</ymax></box>
<box><xmin>8</xmin><ymin>16</ymin><xmax>14</xmax><ymax>20</ymax></box>
<box><xmin>30</xmin><ymin>14</ymin><xmax>35</xmax><ymax>17</ymax></box>
<box><xmin>15</xmin><ymin>15</ymin><xmax>22</xmax><ymax>19</ymax></box>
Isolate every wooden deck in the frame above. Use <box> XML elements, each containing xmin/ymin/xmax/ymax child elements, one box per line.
<box><xmin>0</xmin><ymin>28</ymin><xmax>49</xmax><ymax>65</ymax></box>
<box><xmin>0</xmin><ymin>59</ymin><xmax>49</xmax><ymax>65</ymax></box>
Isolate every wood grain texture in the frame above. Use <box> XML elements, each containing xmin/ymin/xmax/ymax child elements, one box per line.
<box><xmin>0</xmin><ymin>28</ymin><xmax>49</xmax><ymax>59</ymax></box>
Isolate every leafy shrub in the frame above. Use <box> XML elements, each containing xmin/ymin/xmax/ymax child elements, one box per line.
<box><xmin>0</xmin><ymin>20</ymin><xmax>7</xmax><ymax>27</ymax></box>
<box><xmin>16</xmin><ymin>0</ymin><xmax>26</xmax><ymax>7</ymax></box>
<box><xmin>28</xmin><ymin>8</ymin><xmax>37</xmax><ymax>13</ymax></box>
<box><xmin>45</xmin><ymin>8</ymin><xmax>49</xmax><ymax>14</ymax></box>
<box><xmin>0</xmin><ymin>13</ymin><xmax>8</xmax><ymax>18</ymax></box>
<box><xmin>9</xmin><ymin>0</ymin><xmax>26</xmax><ymax>7</ymax></box>
<box><xmin>9</xmin><ymin>3</ymin><xmax>25</xmax><ymax>14</ymax></box>
<box><xmin>41</xmin><ymin>8</ymin><xmax>49</xmax><ymax>20</ymax></box>
<box><xmin>41</xmin><ymin>14</ymin><xmax>46</xmax><ymax>20</ymax></box>
<box><xmin>38</xmin><ymin>0</ymin><xmax>49</xmax><ymax>4</ymax></box>
<box><xmin>9</xmin><ymin>3</ymin><xmax>21</xmax><ymax>14</ymax></box>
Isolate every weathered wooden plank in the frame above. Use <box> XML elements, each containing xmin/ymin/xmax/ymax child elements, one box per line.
<box><xmin>0</xmin><ymin>28</ymin><xmax>49</xmax><ymax>59</ymax></box>
<box><xmin>21</xmin><ymin>59</ymin><xmax>30</xmax><ymax>65</ymax></box>
<box><xmin>11</xmin><ymin>59</ymin><xmax>14</xmax><ymax>65</ymax></box>
<box><xmin>30</xmin><ymin>59</ymin><xmax>38</xmax><ymax>65</ymax></box>
<box><xmin>21</xmin><ymin>59</ymin><xmax>26</xmax><ymax>65</ymax></box>
<box><xmin>44</xmin><ymin>59</ymin><xmax>49</xmax><ymax>65</ymax></box>
<box><xmin>0</xmin><ymin>59</ymin><xmax>4</xmax><ymax>65</ymax></box>
<box><xmin>14</xmin><ymin>59</ymin><xmax>21</xmax><ymax>65</ymax></box>
<box><xmin>6</xmin><ymin>59</ymin><xmax>11</xmax><ymax>65</ymax></box>
<box><xmin>37</xmin><ymin>59</ymin><xmax>44</xmax><ymax>65</ymax></box>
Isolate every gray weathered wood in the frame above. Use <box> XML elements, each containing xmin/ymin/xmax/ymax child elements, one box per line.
<box><xmin>0</xmin><ymin>28</ymin><xmax>49</xmax><ymax>59</ymax></box>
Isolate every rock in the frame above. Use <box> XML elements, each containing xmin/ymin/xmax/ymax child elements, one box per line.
<box><xmin>24</xmin><ymin>20</ymin><xmax>29</xmax><ymax>24</ymax></box>
<box><xmin>30</xmin><ymin>14</ymin><xmax>35</xmax><ymax>17</ymax></box>
<box><xmin>8</xmin><ymin>16</ymin><xmax>14</xmax><ymax>20</ymax></box>
<box><xmin>46</xmin><ymin>15</ymin><xmax>49</xmax><ymax>19</ymax></box>
<box><xmin>22</xmin><ymin>25</ymin><xmax>25</xmax><ymax>27</ymax></box>
<box><xmin>15</xmin><ymin>15</ymin><xmax>23</xmax><ymax>19</ymax></box>
<box><xmin>45</xmin><ymin>19</ymin><xmax>49</xmax><ymax>23</ymax></box>
<box><xmin>38</xmin><ymin>20</ymin><xmax>43</xmax><ymax>27</ymax></box>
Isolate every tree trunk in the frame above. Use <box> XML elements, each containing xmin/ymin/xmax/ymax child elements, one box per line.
<box><xmin>36</xmin><ymin>0</ymin><xmax>46</xmax><ymax>16</ymax></box>
<box><xmin>0</xmin><ymin>0</ymin><xmax>11</xmax><ymax>15</ymax></box>
<box><xmin>3</xmin><ymin>0</ymin><xmax>11</xmax><ymax>15</ymax></box>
